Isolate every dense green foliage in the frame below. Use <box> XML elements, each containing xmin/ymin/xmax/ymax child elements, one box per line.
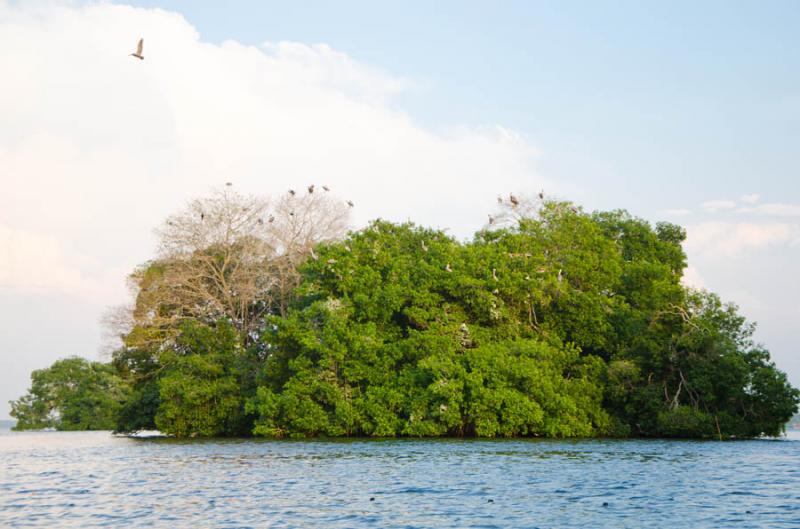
<box><xmin>10</xmin><ymin>357</ymin><xmax>127</xmax><ymax>431</ymax></box>
<box><xmin>247</xmin><ymin>217</ymin><xmax>611</xmax><ymax>437</ymax></box>
<box><xmin>12</xmin><ymin>200</ymin><xmax>798</xmax><ymax>438</ymax></box>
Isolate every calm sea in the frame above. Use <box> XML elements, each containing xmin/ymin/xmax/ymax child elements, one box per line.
<box><xmin>1</xmin><ymin>422</ymin><xmax>799</xmax><ymax>528</ymax></box>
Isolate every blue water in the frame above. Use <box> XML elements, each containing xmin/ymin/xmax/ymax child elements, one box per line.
<box><xmin>1</xmin><ymin>426</ymin><xmax>799</xmax><ymax>528</ymax></box>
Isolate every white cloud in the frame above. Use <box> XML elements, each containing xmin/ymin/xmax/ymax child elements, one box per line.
<box><xmin>261</xmin><ymin>41</ymin><xmax>413</xmax><ymax>104</ymax></box>
<box><xmin>0</xmin><ymin>224</ymin><xmax>129</xmax><ymax>299</ymax></box>
<box><xmin>685</xmin><ymin>221</ymin><xmax>800</xmax><ymax>258</ymax></box>
<box><xmin>0</xmin><ymin>225</ymin><xmax>94</xmax><ymax>296</ymax></box>
<box><xmin>681</xmin><ymin>265</ymin><xmax>705</xmax><ymax>289</ymax></box>
<box><xmin>740</xmin><ymin>193</ymin><xmax>760</xmax><ymax>204</ymax></box>
<box><xmin>737</xmin><ymin>203</ymin><xmax>800</xmax><ymax>217</ymax></box>
<box><xmin>701</xmin><ymin>199</ymin><xmax>737</xmax><ymax>213</ymax></box>
<box><xmin>0</xmin><ymin>2</ymin><xmax>549</xmax><ymax>307</ymax></box>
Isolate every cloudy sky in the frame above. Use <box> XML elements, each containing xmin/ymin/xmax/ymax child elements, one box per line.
<box><xmin>1</xmin><ymin>1</ymin><xmax>799</xmax><ymax>418</ymax></box>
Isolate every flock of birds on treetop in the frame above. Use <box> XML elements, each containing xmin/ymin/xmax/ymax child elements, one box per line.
<box><xmin>210</xmin><ymin>185</ymin><xmax>561</xmax><ymax>280</ymax></box>
<box><xmin>134</xmin><ymin>38</ymin><xmax>561</xmax><ymax>279</ymax></box>
<box><xmin>219</xmin><ymin>182</ymin><xmax>353</xmax><ymax>224</ymax></box>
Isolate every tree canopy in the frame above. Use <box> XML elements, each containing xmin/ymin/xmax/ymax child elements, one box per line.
<box><xmin>10</xmin><ymin>357</ymin><xmax>127</xmax><ymax>431</ymax></box>
<box><xmin>12</xmin><ymin>190</ymin><xmax>798</xmax><ymax>438</ymax></box>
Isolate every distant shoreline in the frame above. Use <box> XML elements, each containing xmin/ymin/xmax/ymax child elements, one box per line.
<box><xmin>3</xmin><ymin>428</ymin><xmax>799</xmax><ymax>441</ymax></box>
<box><xmin>5</xmin><ymin>416</ymin><xmax>799</xmax><ymax>437</ymax></box>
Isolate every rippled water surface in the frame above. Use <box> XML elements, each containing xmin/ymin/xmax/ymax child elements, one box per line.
<box><xmin>1</xmin><ymin>426</ymin><xmax>799</xmax><ymax>528</ymax></box>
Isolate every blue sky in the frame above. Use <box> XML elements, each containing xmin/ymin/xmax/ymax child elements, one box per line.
<box><xmin>128</xmin><ymin>0</ymin><xmax>800</xmax><ymax>209</ymax></box>
<box><xmin>1</xmin><ymin>1</ymin><xmax>798</xmax><ymax>417</ymax></box>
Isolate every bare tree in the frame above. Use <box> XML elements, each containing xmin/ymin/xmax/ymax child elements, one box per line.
<box><xmin>266</xmin><ymin>190</ymin><xmax>350</xmax><ymax>315</ymax></box>
<box><xmin>487</xmin><ymin>193</ymin><xmax>544</xmax><ymax>229</ymax></box>
<box><xmin>99</xmin><ymin>303</ymin><xmax>135</xmax><ymax>356</ymax></box>
<box><xmin>116</xmin><ymin>186</ymin><xmax>351</xmax><ymax>348</ymax></box>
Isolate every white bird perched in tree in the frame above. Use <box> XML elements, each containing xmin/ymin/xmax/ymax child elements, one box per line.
<box><xmin>459</xmin><ymin>323</ymin><xmax>471</xmax><ymax>347</ymax></box>
<box><xmin>557</xmin><ymin>268</ymin><xmax>563</xmax><ymax>282</ymax></box>
<box><xmin>129</xmin><ymin>38</ymin><xmax>144</xmax><ymax>60</ymax></box>
<box><xmin>421</xmin><ymin>240</ymin><xmax>428</xmax><ymax>252</ymax></box>
<box><xmin>309</xmin><ymin>247</ymin><xmax>318</xmax><ymax>261</ymax></box>
<box><xmin>445</xmin><ymin>263</ymin><xmax>452</xmax><ymax>273</ymax></box>
<box><xmin>492</xmin><ymin>268</ymin><xmax>498</xmax><ymax>282</ymax></box>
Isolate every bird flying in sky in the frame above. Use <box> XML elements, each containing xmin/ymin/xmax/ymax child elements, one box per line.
<box><xmin>129</xmin><ymin>38</ymin><xmax>144</xmax><ymax>60</ymax></box>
